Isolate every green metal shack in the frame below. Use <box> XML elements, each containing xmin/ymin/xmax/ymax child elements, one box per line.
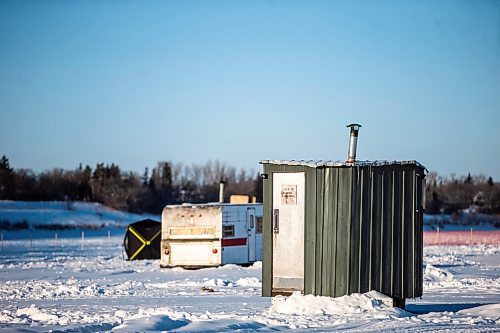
<box><xmin>260</xmin><ymin>159</ymin><xmax>427</xmax><ymax>308</ymax></box>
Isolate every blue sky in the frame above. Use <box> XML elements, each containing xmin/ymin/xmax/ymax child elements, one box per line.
<box><xmin>1</xmin><ymin>0</ymin><xmax>499</xmax><ymax>180</ymax></box>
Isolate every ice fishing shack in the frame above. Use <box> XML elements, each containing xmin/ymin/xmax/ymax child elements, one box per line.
<box><xmin>123</xmin><ymin>219</ymin><xmax>161</xmax><ymax>260</ymax></box>
<box><xmin>160</xmin><ymin>182</ymin><xmax>263</xmax><ymax>268</ymax></box>
<box><xmin>260</xmin><ymin>124</ymin><xmax>427</xmax><ymax>309</ymax></box>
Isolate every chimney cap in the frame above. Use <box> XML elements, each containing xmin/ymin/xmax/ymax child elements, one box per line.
<box><xmin>346</xmin><ymin>123</ymin><xmax>362</xmax><ymax>130</ymax></box>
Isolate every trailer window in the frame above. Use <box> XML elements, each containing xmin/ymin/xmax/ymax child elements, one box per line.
<box><xmin>223</xmin><ymin>225</ymin><xmax>235</xmax><ymax>238</ymax></box>
<box><xmin>256</xmin><ymin>216</ymin><xmax>263</xmax><ymax>234</ymax></box>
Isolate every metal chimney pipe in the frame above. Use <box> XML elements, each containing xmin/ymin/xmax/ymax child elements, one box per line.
<box><xmin>219</xmin><ymin>179</ymin><xmax>225</xmax><ymax>203</ymax></box>
<box><xmin>346</xmin><ymin>123</ymin><xmax>362</xmax><ymax>163</ymax></box>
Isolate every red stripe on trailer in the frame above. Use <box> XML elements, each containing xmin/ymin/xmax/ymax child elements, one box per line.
<box><xmin>222</xmin><ymin>238</ymin><xmax>247</xmax><ymax>247</ymax></box>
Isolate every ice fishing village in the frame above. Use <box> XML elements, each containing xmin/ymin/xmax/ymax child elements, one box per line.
<box><xmin>1</xmin><ymin>125</ymin><xmax>499</xmax><ymax>332</ymax></box>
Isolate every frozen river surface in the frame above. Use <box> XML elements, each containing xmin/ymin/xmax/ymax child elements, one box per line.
<box><xmin>0</xmin><ymin>237</ymin><xmax>499</xmax><ymax>332</ymax></box>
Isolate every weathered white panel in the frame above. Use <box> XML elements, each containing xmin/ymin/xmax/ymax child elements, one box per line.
<box><xmin>272</xmin><ymin>172</ymin><xmax>305</xmax><ymax>291</ymax></box>
<box><xmin>169</xmin><ymin>241</ymin><xmax>219</xmax><ymax>266</ymax></box>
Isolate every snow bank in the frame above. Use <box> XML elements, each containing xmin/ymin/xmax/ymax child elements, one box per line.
<box><xmin>112</xmin><ymin>306</ymin><xmax>268</xmax><ymax>333</ymax></box>
<box><xmin>114</xmin><ymin>314</ymin><xmax>266</xmax><ymax>333</ymax></box>
<box><xmin>425</xmin><ymin>264</ymin><xmax>454</xmax><ymax>282</ymax></box>
<box><xmin>1</xmin><ymin>304</ymin><xmax>118</xmax><ymax>327</ymax></box>
<box><xmin>147</xmin><ymin>277</ymin><xmax>261</xmax><ymax>291</ymax></box>
<box><xmin>111</xmin><ymin>307</ymin><xmax>192</xmax><ymax>332</ymax></box>
<box><xmin>16</xmin><ymin>305</ymin><xmax>59</xmax><ymax>323</ymax></box>
<box><xmin>269</xmin><ymin>291</ymin><xmax>407</xmax><ymax>318</ymax></box>
<box><xmin>235</xmin><ymin>277</ymin><xmax>261</xmax><ymax>288</ymax></box>
<box><xmin>113</xmin><ymin>314</ymin><xmax>190</xmax><ymax>332</ymax></box>
<box><xmin>113</xmin><ymin>292</ymin><xmax>408</xmax><ymax>333</ymax></box>
<box><xmin>458</xmin><ymin>303</ymin><xmax>500</xmax><ymax>318</ymax></box>
<box><xmin>0</xmin><ymin>279</ymin><xmax>146</xmax><ymax>300</ymax></box>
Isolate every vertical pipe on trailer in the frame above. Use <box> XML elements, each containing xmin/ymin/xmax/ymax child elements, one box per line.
<box><xmin>219</xmin><ymin>179</ymin><xmax>226</xmax><ymax>203</ymax></box>
<box><xmin>81</xmin><ymin>231</ymin><xmax>85</xmax><ymax>249</ymax></box>
<box><xmin>108</xmin><ymin>230</ymin><xmax>111</xmax><ymax>240</ymax></box>
<box><xmin>30</xmin><ymin>234</ymin><xmax>32</xmax><ymax>249</ymax></box>
<box><xmin>55</xmin><ymin>232</ymin><xmax>58</xmax><ymax>244</ymax></box>
<box><xmin>1</xmin><ymin>233</ymin><xmax>3</xmax><ymax>250</ymax></box>
<box><xmin>470</xmin><ymin>227</ymin><xmax>473</xmax><ymax>246</ymax></box>
<box><xmin>436</xmin><ymin>226</ymin><xmax>439</xmax><ymax>245</ymax></box>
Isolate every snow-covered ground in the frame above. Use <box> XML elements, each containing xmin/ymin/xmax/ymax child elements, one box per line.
<box><xmin>0</xmin><ymin>236</ymin><xmax>499</xmax><ymax>332</ymax></box>
<box><xmin>0</xmin><ymin>201</ymin><xmax>159</xmax><ymax>239</ymax></box>
<box><xmin>0</xmin><ymin>201</ymin><xmax>151</xmax><ymax>226</ymax></box>
<box><xmin>1</xmin><ymin>201</ymin><xmax>499</xmax><ymax>331</ymax></box>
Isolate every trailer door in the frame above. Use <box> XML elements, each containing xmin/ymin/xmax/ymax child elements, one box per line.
<box><xmin>247</xmin><ymin>208</ymin><xmax>256</xmax><ymax>262</ymax></box>
<box><xmin>272</xmin><ymin>172</ymin><xmax>305</xmax><ymax>292</ymax></box>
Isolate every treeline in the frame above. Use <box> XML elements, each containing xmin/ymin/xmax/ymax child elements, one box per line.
<box><xmin>0</xmin><ymin>155</ymin><xmax>261</xmax><ymax>214</ymax></box>
<box><xmin>426</xmin><ymin>172</ymin><xmax>500</xmax><ymax>215</ymax></box>
<box><xmin>2</xmin><ymin>155</ymin><xmax>500</xmax><ymax>215</ymax></box>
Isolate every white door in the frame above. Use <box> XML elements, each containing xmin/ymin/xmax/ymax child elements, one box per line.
<box><xmin>247</xmin><ymin>208</ymin><xmax>256</xmax><ymax>262</ymax></box>
<box><xmin>272</xmin><ymin>172</ymin><xmax>305</xmax><ymax>292</ymax></box>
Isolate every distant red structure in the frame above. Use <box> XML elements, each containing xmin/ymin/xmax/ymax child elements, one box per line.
<box><xmin>424</xmin><ymin>230</ymin><xmax>500</xmax><ymax>246</ymax></box>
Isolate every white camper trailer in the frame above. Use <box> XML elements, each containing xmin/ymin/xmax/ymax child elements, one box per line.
<box><xmin>160</xmin><ymin>203</ymin><xmax>263</xmax><ymax>268</ymax></box>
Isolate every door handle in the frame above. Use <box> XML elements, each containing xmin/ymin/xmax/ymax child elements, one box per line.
<box><xmin>273</xmin><ymin>209</ymin><xmax>279</xmax><ymax>234</ymax></box>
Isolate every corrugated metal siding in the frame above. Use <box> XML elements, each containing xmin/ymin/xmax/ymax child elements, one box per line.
<box><xmin>262</xmin><ymin>162</ymin><xmax>425</xmax><ymax>300</ymax></box>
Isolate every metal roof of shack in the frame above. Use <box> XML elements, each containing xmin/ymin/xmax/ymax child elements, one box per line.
<box><xmin>260</xmin><ymin>159</ymin><xmax>428</xmax><ymax>172</ymax></box>
<box><xmin>164</xmin><ymin>202</ymin><xmax>261</xmax><ymax>209</ymax></box>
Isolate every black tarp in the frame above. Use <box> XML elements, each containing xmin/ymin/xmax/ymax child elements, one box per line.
<box><xmin>123</xmin><ymin>219</ymin><xmax>161</xmax><ymax>260</ymax></box>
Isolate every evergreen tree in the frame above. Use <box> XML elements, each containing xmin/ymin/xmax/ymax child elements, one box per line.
<box><xmin>143</xmin><ymin>167</ymin><xmax>149</xmax><ymax>186</ymax></box>
<box><xmin>78</xmin><ymin>165</ymin><xmax>93</xmax><ymax>201</ymax></box>
<box><xmin>465</xmin><ymin>173</ymin><xmax>472</xmax><ymax>184</ymax></box>
<box><xmin>0</xmin><ymin>155</ymin><xmax>11</xmax><ymax>170</ymax></box>
<box><xmin>0</xmin><ymin>155</ymin><xmax>15</xmax><ymax>199</ymax></box>
<box><xmin>160</xmin><ymin>162</ymin><xmax>173</xmax><ymax>188</ymax></box>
